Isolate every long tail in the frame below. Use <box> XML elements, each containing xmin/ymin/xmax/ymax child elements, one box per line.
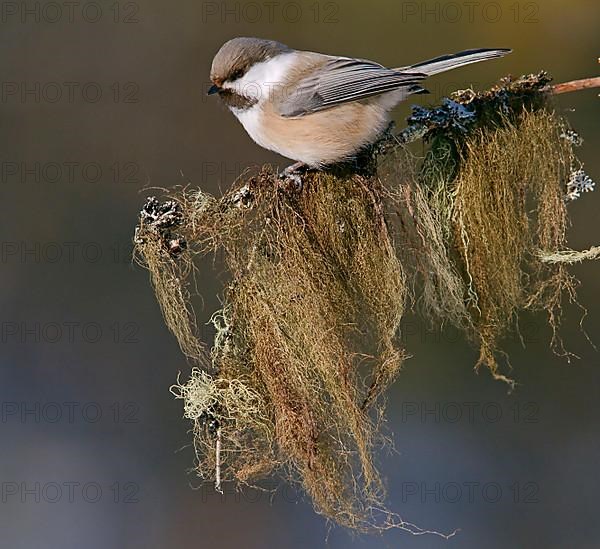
<box><xmin>398</xmin><ymin>48</ymin><xmax>511</xmax><ymax>76</ymax></box>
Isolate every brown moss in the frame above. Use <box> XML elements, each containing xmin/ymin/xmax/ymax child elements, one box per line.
<box><xmin>448</xmin><ymin>110</ymin><xmax>575</xmax><ymax>380</ymax></box>
<box><xmin>385</xmin><ymin>108</ymin><xmax>580</xmax><ymax>384</ymax></box>
<box><xmin>137</xmin><ymin>170</ymin><xmax>408</xmax><ymax>529</ymax></box>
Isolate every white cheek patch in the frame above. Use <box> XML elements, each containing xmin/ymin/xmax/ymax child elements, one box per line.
<box><xmin>222</xmin><ymin>53</ymin><xmax>298</xmax><ymax>103</ymax></box>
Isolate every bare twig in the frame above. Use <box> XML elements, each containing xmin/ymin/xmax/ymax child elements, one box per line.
<box><xmin>549</xmin><ymin>77</ymin><xmax>600</xmax><ymax>95</ymax></box>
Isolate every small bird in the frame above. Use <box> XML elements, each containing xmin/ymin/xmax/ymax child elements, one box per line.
<box><xmin>208</xmin><ymin>37</ymin><xmax>511</xmax><ymax>170</ymax></box>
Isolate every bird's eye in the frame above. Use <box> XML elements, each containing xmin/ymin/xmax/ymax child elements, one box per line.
<box><xmin>230</xmin><ymin>69</ymin><xmax>244</xmax><ymax>81</ymax></box>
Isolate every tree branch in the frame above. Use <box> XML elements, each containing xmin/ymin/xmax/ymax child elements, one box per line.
<box><xmin>549</xmin><ymin>76</ymin><xmax>600</xmax><ymax>95</ymax></box>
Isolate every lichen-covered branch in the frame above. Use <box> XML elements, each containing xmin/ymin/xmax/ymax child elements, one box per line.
<box><xmin>540</xmin><ymin>246</ymin><xmax>600</xmax><ymax>264</ymax></box>
<box><xmin>134</xmin><ymin>71</ymin><xmax>597</xmax><ymax>532</ymax></box>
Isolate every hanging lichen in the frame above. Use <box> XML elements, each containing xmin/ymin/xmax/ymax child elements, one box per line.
<box><xmin>133</xmin><ymin>72</ymin><xmax>596</xmax><ymax>531</ymax></box>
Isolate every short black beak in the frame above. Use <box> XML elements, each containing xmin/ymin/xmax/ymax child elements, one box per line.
<box><xmin>207</xmin><ymin>84</ymin><xmax>221</xmax><ymax>96</ymax></box>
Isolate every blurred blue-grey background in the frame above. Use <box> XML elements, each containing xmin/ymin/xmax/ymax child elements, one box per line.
<box><xmin>1</xmin><ymin>1</ymin><xmax>599</xmax><ymax>547</ymax></box>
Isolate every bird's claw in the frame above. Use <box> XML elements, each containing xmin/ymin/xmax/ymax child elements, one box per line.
<box><xmin>277</xmin><ymin>163</ymin><xmax>306</xmax><ymax>192</ymax></box>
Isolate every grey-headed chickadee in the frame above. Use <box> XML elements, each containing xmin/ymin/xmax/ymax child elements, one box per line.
<box><xmin>208</xmin><ymin>37</ymin><xmax>510</xmax><ymax>168</ymax></box>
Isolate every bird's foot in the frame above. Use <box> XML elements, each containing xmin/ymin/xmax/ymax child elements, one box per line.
<box><xmin>277</xmin><ymin>162</ymin><xmax>307</xmax><ymax>192</ymax></box>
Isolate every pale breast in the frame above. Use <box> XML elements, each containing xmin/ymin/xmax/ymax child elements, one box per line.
<box><xmin>231</xmin><ymin>106</ymin><xmax>273</xmax><ymax>152</ymax></box>
<box><xmin>235</xmin><ymin>99</ymin><xmax>390</xmax><ymax>167</ymax></box>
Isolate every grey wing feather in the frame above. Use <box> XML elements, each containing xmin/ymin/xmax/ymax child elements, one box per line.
<box><xmin>277</xmin><ymin>57</ymin><xmax>426</xmax><ymax>118</ymax></box>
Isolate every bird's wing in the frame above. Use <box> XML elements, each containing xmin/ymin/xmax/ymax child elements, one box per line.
<box><xmin>276</xmin><ymin>57</ymin><xmax>426</xmax><ymax>118</ymax></box>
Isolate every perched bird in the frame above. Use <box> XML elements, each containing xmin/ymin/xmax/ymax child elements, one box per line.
<box><xmin>208</xmin><ymin>37</ymin><xmax>511</xmax><ymax>170</ymax></box>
